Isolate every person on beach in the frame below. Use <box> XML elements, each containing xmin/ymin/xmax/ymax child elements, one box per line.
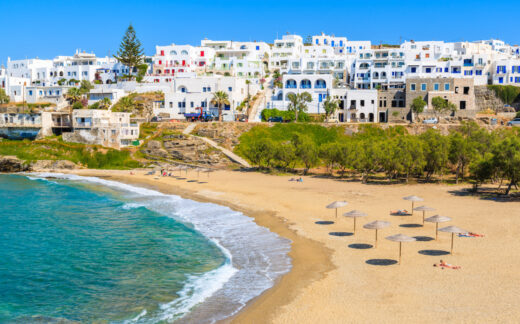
<box><xmin>434</xmin><ymin>259</ymin><xmax>461</xmax><ymax>269</ymax></box>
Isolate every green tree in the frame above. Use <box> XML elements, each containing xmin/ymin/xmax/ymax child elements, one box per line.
<box><xmin>79</xmin><ymin>80</ymin><xmax>94</xmax><ymax>95</ymax></box>
<box><xmin>287</xmin><ymin>92</ymin><xmax>312</xmax><ymax>122</ymax></box>
<box><xmin>0</xmin><ymin>88</ymin><xmax>10</xmax><ymax>104</ymax></box>
<box><xmin>323</xmin><ymin>96</ymin><xmax>339</xmax><ymax>122</ymax></box>
<box><xmin>100</xmin><ymin>97</ymin><xmax>112</xmax><ymax>109</ymax></box>
<box><xmin>273</xmin><ymin>70</ymin><xmax>283</xmax><ymax>88</ymax></box>
<box><xmin>211</xmin><ymin>91</ymin><xmax>230</xmax><ymax>122</ymax></box>
<box><xmin>469</xmin><ymin>154</ymin><xmax>495</xmax><ymax>192</ymax></box>
<box><xmin>114</xmin><ymin>96</ymin><xmax>136</xmax><ymax>113</ymax></box>
<box><xmin>114</xmin><ymin>24</ymin><xmax>144</xmax><ymax>77</ymax></box>
<box><xmin>136</xmin><ymin>63</ymin><xmax>149</xmax><ymax>82</ymax></box>
<box><xmin>274</xmin><ymin>142</ymin><xmax>297</xmax><ymax>170</ymax></box>
<box><xmin>397</xmin><ymin>135</ymin><xmax>425</xmax><ymax>183</ymax></box>
<box><xmin>431</xmin><ymin>96</ymin><xmax>457</xmax><ymax>116</ymax></box>
<box><xmin>410</xmin><ymin>96</ymin><xmax>426</xmax><ymax>122</ymax></box>
<box><xmin>420</xmin><ymin>129</ymin><xmax>450</xmax><ymax>181</ymax></box>
<box><xmin>320</xmin><ymin>142</ymin><xmax>341</xmax><ymax>174</ymax></box>
<box><xmin>292</xmin><ymin>133</ymin><xmax>318</xmax><ymax>174</ymax></box>
<box><xmin>490</xmin><ymin>133</ymin><xmax>520</xmax><ymax>195</ymax></box>
<box><xmin>351</xmin><ymin>139</ymin><xmax>383</xmax><ymax>183</ymax></box>
<box><xmin>66</xmin><ymin>87</ymin><xmax>81</xmax><ymax>104</ymax></box>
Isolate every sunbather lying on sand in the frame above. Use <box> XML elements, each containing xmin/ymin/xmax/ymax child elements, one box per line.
<box><xmin>390</xmin><ymin>209</ymin><xmax>409</xmax><ymax>215</ymax></box>
<box><xmin>458</xmin><ymin>232</ymin><xmax>484</xmax><ymax>238</ymax></box>
<box><xmin>434</xmin><ymin>259</ymin><xmax>461</xmax><ymax>269</ymax></box>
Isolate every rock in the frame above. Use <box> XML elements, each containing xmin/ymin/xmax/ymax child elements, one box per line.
<box><xmin>30</xmin><ymin>160</ymin><xmax>79</xmax><ymax>171</ymax></box>
<box><xmin>0</xmin><ymin>156</ymin><xmax>31</xmax><ymax>172</ymax></box>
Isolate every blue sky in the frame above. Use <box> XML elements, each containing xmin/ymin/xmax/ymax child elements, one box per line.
<box><xmin>0</xmin><ymin>0</ymin><xmax>518</xmax><ymax>65</ymax></box>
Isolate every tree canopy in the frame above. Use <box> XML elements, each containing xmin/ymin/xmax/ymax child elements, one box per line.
<box><xmin>114</xmin><ymin>24</ymin><xmax>144</xmax><ymax>75</ymax></box>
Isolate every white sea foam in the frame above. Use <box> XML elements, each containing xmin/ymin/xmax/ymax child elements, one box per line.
<box><xmin>121</xmin><ymin>202</ymin><xmax>146</xmax><ymax>210</ymax></box>
<box><xmin>28</xmin><ymin>173</ymin><xmax>292</xmax><ymax>324</ymax></box>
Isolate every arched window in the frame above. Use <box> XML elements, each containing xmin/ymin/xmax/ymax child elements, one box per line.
<box><xmin>307</xmin><ymin>62</ymin><xmax>314</xmax><ymax>69</ymax></box>
<box><xmin>300</xmin><ymin>79</ymin><xmax>311</xmax><ymax>89</ymax></box>
<box><xmin>156</xmin><ymin>70</ymin><xmax>162</xmax><ymax>74</ymax></box>
<box><xmin>285</xmin><ymin>79</ymin><xmax>297</xmax><ymax>88</ymax></box>
<box><xmin>240</xmin><ymin>45</ymin><xmax>247</xmax><ymax>49</ymax></box>
<box><xmin>360</xmin><ymin>113</ymin><xmax>366</xmax><ymax>120</ymax></box>
<box><xmin>315</xmin><ymin>79</ymin><xmax>326</xmax><ymax>89</ymax></box>
<box><xmin>181</xmin><ymin>50</ymin><xmax>188</xmax><ymax>55</ymax></box>
<box><xmin>276</xmin><ymin>91</ymin><xmax>283</xmax><ymax>100</ymax></box>
<box><xmin>59</xmin><ymin>71</ymin><xmax>64</xmax><ymax>77</ymax></box>
<box><xmin>178</xmin><ymin>86</ymin><xmax>187</xmax><ymax>93</ymax></box>
<box><xmin>373</xmin><ymin>72</ymin><xmax>379</xmax><ymax>79</ymax></box>
<box><xmin>381</xmin><ymin>72</ymin><xmax>387</xmax><ymax>78</ymax></box>
<box><xmin>369</xmin><ymin>113</ymin><xmax>374</xmax><ymax>122</ymax></box>
<box><xmin>170</xmin><ymin>50</ymin><xmax>177</xmax><ymax>55</ymax></box>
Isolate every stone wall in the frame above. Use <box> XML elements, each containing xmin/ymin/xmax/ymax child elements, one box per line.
<box><xmin>474</xmin><ymin>86</ymin><xmax>505</xmax><ymax>112</ymax></box>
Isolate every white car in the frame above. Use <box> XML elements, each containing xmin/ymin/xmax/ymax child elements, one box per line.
<box><xmin>422</xmin><ymin>118</ymin><xmax>438</xmax><ymax>124</ymax></box>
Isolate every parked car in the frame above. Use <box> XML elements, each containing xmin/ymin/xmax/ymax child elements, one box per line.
<box><xmin>422</xmin><ymin>118</ymin><xmax>438</xmax><ymax>124</ymax></box>
<box><xmin>151</xmin><ymin>116</ymin><xmax>163</xmax><ymax>122</ymax></box>
<box><xmin>268</xmin><ymin>117</ymin><xmax>284</xmax><ymax>123</ymax></box>
<box><xmin>507</xmin><ymin>118</ymin><xmax>520</xmax><ymax>126</ymax></box>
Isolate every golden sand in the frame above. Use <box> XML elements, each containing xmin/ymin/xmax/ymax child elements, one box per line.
<box><xmin>68</xmin><ymin>169</ymin><xmax>520</xmax><ymax>324</ymax></box>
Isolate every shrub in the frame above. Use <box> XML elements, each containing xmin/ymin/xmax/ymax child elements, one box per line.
<box><xmin>72</xmin><ymin>102</ymin><xmax>84</xmax><ymax>110</ymax></box>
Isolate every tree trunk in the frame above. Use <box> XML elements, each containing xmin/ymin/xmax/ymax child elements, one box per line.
<box><xmin>455</xmin><ymin>165</ymin><xmax>460</xmax><ymax>184</ymax></box>
<box><xmin>218</xmin><ymin>103</ymin><xmax>223</xmax><ymax>122</ymax></box>
<box><xmin>295</xmin><ymin>109</ymin><xmax>299</xmax><ymax>123</ymax></box>
<box><xmin>505</xmin><ymin>180</ymin><xmax>514</xmax><ymax>195</ymax></box>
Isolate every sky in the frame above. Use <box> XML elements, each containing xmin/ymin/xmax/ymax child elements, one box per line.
<box><xmin>0</xmin><ymin>0</ymin><xmax>518</xmax><ymax>65</ymax></box>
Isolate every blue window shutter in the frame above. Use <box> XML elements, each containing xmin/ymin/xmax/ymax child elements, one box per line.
<box><xmin>316</xmin><ymin>39</ymin><xmax>319</xmax><ymax>45</ymax></box>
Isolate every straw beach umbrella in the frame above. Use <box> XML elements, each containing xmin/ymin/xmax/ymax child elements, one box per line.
<box><xmin>363</xmin><ymin>220</ymin><xmax>390</xmax><ymax>247</ymax></box>
<box><xmin>439</xmin><ymin>226</ymin><xmax>467</xmax><ymax>254</ymax></box>
<box><xmin>326</xmin><ymin>201</ymin><xmax>348</xmax><ymax>219</ymax></box>
<box><xmin>413</xmin><ymin>205</ymin><xmax>436</xmax><ymax>224</ymax></box>
<box><xmin>386</xmin><ymin>234</ymin><xmax>416</xmax><ymax>264</ymax></box>
<box><xmin>343</xmin><ymin>210</ymin><xmax>367</xmax><ymax>233</ymax></box>
<box><xmin>425</xmin><ymin>215</ymin><xmax>452</xmax><ymax>240</ymax></box>
<box><xmin>403</xmin><ymin>195</ymin><xmax>424</xmax><ymax>215</ymax></box>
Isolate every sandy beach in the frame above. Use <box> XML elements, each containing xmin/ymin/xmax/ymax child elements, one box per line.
<box><xmin>66</xmin><ymin>168</ymin><xmax>520</xmax><ymax>324</ymax></box>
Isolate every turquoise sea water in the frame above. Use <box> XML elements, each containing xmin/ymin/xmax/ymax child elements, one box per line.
<box><xmin>0</xmin><ymin>174</ymin><xmax>226</xmax><ymax>323</ymax></box>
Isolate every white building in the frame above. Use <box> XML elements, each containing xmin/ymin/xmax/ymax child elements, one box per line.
<box><xmin>88</xmin><ymin>88</ymin><xmax>127</xmax><ymax>106</ymax></box>
<box><xmin>66</xmin><ymin>109</ymin><xmax>139</xmax><ymax>148</ymax></box>
<box><xmin>156</xmin><ymin>76</ymin><xmax>258</xmax><ymax>120</ymax></box>
<box><xmin>269</xmin><ymin>74</ymin><xmax>332</xmax><ymax>114</ymax></box>
<box><xmin>492</xmin><ymin>59</ymin><xmax>520</xmax><ymax>85</ymax></box>
<box><xmin>201</xmin><ymin>40</ymin><xmax>270</xmax><ymax>78</ymax></box>
<box><xmin>270</xmin><ymin>35</ymin><xmax>304</xmax><ymax>70</ymax></box>
<box><xmin>152</xmin><ymin>44</ymin><xmax>215</xmax><ymax>77</ymax></box>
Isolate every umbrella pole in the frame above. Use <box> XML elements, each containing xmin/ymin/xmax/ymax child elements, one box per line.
<box><xmin>375</xmin><ymin>229</ymin><xmax>378</xmax><ymax>248</ymax></box>
<box><xmin>399</xmin><ymin>242</ymin><xmax>402</xmax><ymax>264</ymax></box>
<box><xmin>422</xmin><ymin>211</ymin><xmax>425</xmax><ymax>225</ymax></box>
<box><xmin>335</xmin><ymin>208</ymin><xmax>338</xmax><ymax>219</ymax></box>
<box><xmin>451</xmin><ymin>232</ymin><xmax>454</xmax><ymax>254</ymax></box>
<box><xmin>412</xmin><ymin>202</ymin><xmax>414</xmax><ymax>215</ymax></box>
<box><xmin>435</xmin><ymin>223</ymin><xmax>438</xmax><ymax>240</ymax></box>
<box><xmin>353</xmin><ymin>218</ymin><xmax>356</xmax><ymax>234</ymax></box>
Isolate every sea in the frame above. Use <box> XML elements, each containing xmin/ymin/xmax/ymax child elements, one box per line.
<box><xmin>0</xmin><ymin>173</ymin><xmax>291</xmax><ymax>323</ymax></box>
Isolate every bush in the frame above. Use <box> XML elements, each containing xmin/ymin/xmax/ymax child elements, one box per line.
<box><xmin>72</xmin><ymin>102</ymin><xmax>84</xmax><ymax>110</ymax></box>
<box><xmin>88</xmin><ymin>102</ymin><xmax>100</xmax><ymax>109</ymax></box>
<box><xmin>488</xmin><ymin>85</ymin><xmax>520</xmax><ymax>106</ymax></box>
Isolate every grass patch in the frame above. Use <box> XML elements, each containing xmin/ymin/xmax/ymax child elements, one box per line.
<box><xmin>0</xmin><ymin>138</ymin><xmax>140</xmax><ymax>169</ymax></box>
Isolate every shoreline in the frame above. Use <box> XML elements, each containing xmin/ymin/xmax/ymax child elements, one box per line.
<box><xmin>24</xmin><ymin>168</ymin><xmax>520</xmax><ymax>323</ymax></box>
<box><xmin>60</xmin><ymin>169</ymin><xmax>334</xmax><ymax>324</ymax></box>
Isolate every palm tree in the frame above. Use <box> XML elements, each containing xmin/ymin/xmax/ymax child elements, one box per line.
<box><xmin>287</xmin><ymin>92</ymin><xmax>312</xmax><ymax>122</ymax></box>
<box><xmin>117</xmin><ymin>96</ymin><xmax>136</xmax><ymax>113</ymax></box>
<box><xmin>323</xmin><ymin>96</ymin><xmax>339</xmax><ymax>122</ymax></box>
<box><xmin>66</xmin><ymin>87</ymin><xmax>81</xmax><ymax>104</ymax></box>
<box><xmin>211</xmin><ymin>91</ymin><xmax>230</xmax><ymax>122</ymax></box>
<box><xmin>100</xmin><ymin>97</ymin><xmax>112</xmax><ymax>109</ymax></box>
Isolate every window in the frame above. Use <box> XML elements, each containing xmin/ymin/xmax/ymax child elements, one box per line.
<box><xmin>190</xmin><ymin>102</ymin><xmax>194</xmax><ymax>108</ymax></box>
<box><xmin>28</xmin><ymin>90</ymin><xmax>33</xmax><ymax>96</ymax></box>
<box><xmin>411</xmin><ymin>67</ymin><xmax>417</xmax><ymax>73</ymax></box>
<box><xmin>360</xmin><ymin>100</ymin><xmax>365</xmax><ymax>107</ymax></box>
<box><xmin>476</xmin><ymin>70</ymin><xmax>483</xmax><ymax>76</ymax></box>
<box><xmin>425</xmin><ymin>67</ymin><xmax>432</xmax><ymax>73</ymax></box>
<box><xmin>464</xmin><ymin>87</ymin><xmax>470</xmax><ymax>95</ymax></box>
<box><xmin>410</xmin><ymin>84</ymin><xmax>416</xmax><ymax>91</ymax></box>
<box><xmin>444</xmin><ymin>67</ymin><xmax>449</xmax><ymax>73</ymax></box>
<box><xmin>228</xmin><ymin>87</ymin><xmax>232</xmax><ymax>91</ymax></box>
<box><xmin>444</xmin><ymin>83</ymin><xmax>450</xmax><ymax>91</ymax></box>
<box><xmin>434</xmin><ymin>83</ymin><xmax>440</xmax><ymax>91</ymax></box>
<box><xmin>460</xmin><ymin>101</ymin><xmax>466</xmax><ymax>110</ymax></box>
<box><xmin>421</xmin><ymin>83</ymin><xmax>426</xmax><ymax>91</ymax></box>
<box><xmin>256</xmin><ymin>46</ymin><xmax>260</xmax><ymax>50</ymax></box>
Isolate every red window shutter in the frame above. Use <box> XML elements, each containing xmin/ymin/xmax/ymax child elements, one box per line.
<box><xmin>159</xmin><ymin>60</ymin><xmax>162</xmax><ymax>65</ymax></box>
<box><xmin>182</xmin><ymin>60</ymin><xmax>185</xmax><ymax>66</ymax></box>
<box><xmin>201</xmin><ymin>51</ymin><xmax>204</xmax><ymax>57</ymax></box>
<box><xmin>161</xmin><ymin>50</ymin><xmax>164</xmax><ymax>56</ymax></box>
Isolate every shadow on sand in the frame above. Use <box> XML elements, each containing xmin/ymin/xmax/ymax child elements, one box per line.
<box><xmin>414</xmin><ymin>236</ymin><xmax>435</xmax><ymax>242</ymax></box>
<box><xmin>315</xmin><ymin>221</ymin><xmax>334</xmax><ymax>225</ymax></box>
<box><xmin>349</xmin><ymin>243</ymin><xmax>373</xmax><ymax>249</ymax></box>
<box><xmin>399</xmin><ymin>223</ymin><xmax>423</xmax><ymax>228</ymax></box>
<box><xmin>418</xmin><ymin>249</ymin><xmax>450</xmax><ymax>256</ymax></box>
<box><xmin>366</xmin><ymin>259</ymin><xmax>398</xmax><ymax>266</ymax></box>
<box><xmin>329</xmin><ymin>232</ymin><xmax>353</xmax><ymax>237</ymax></box>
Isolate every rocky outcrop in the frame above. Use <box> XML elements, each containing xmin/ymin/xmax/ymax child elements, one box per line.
<box><xmin>0</xmin><ymin>156</ymin><xmax>31</xmax><ymax>172</ymax></box>
<box><xmin>475</xmin><ymin>86</ymin><xmax>505</xmax><ymax>112</ymax></box>
<box><xmin>194</xmin><ymin>123</ymin><xmax>256</xmax><ymax>150</ymax></box>
<box><xmin>139</xmin><ymin>134</ymin><xmax>231</xmax><ymax>166</ymax></box>
<box><xmin>30</xmin><ymin>160</ymin><xmax>79</xmax><ymax>171</ymax></box>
